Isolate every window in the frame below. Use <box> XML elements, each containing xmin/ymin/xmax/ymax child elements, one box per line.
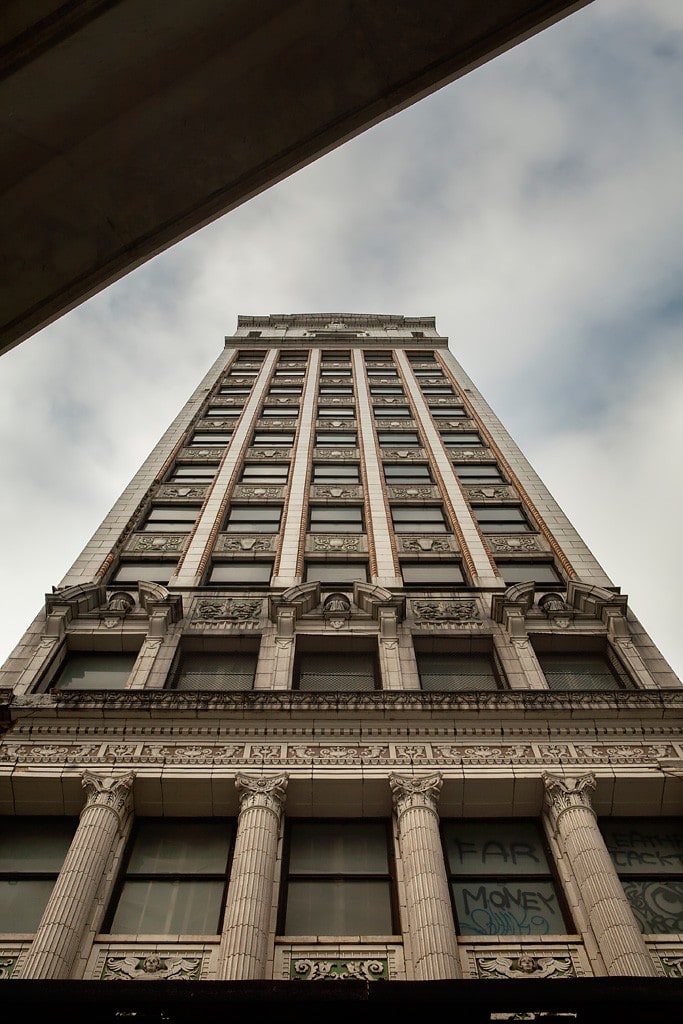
<box><xmin>0</xmin><ymin>818</ymin><xmax>76</xmax><ymax>932</ymax></box>
<box><xmin>497</xmin><ymin>561</ymin><xmax>562</xmax><ymax>586</ymax></box>
<box><xmin>414</xmin><ymin>369</ymin><xmax>444</xmax><ymax>378</ymax></box>
<box><xmin>374</xmin><ymin>407</ymin><xmax>411</xmax><ymax>418</ymax></box>
<box><xmin>112</xmin><ymin>561</ymin><xmax>177</xmax><ymax>585</ymax></box>
<box><xmin>252</xmin><ymin>432</ymin><xmax>295</xmax><ymax>447</ymax></box>
<box><xmin>312</xmin><ymin>464</ymin><xmax>360</xmax><ymax>483</ymax></box>
<box><xmin>537</xmin><ymin>653</ymin><xmax>622</xmax><ymax>691</ymax></box>
<box><xmin>208</xmin><ymin>561</ymin><xmax>273</xmax><ymax>585</ymax></box>
<box><xmin>190</xmin><ymin>432</ymin><xmax>232</xmax><ymax>446</ymax></box>
<box><xmin>601</xmin><ymin>818</ymin><xmax>683</xmax><ymax>934</ymax></box>
<box><xmin>317</xmin><ymin>407</ymin><xmax>355</xmax><ymax>418</ymax></box>
<box><xmin>401</xmin><ymin>562</ymin><xmax>464</xmax><ymax>586</ymax></box>
<box><xmin>442</xmin><ymin>432</ymin><xmax>483</xmax><ymax>446</ymax></box>
<box><xmin>171</xmin><ymin>652</ymin><xmax>257</xmax><ymax>691</ymax></box>
<box><xmin>205</xmin><ymin>407</ymin><xmax>240</xmax><ymax>418</ymax></box>
<box><xmin>473</xmin><ymin>506</ymin><xmax>531</xmax><ymax>533</ymax></box>
<box><xmin>320</xmin><ymin>369</ymin><xmax>351</xmax><ymax>377</ymax></box>
<box><xmin>392</xmin><ymin>506</ymin><xmax>448</xmax><ymax>533</ymax></box>
<box><xmin>384</xmin><ymin>464</ymin><xmax>432</xmax><ymax>484</ymax></box>
<box><xmin>315</xmin><ymin>432</ymin><xmax>357</xmax><ymax>447</ymax></box>
<box><xmin>442</xmin><ymin>821</ymin><xmax>566</xmax><ymax>936</ymax></box>
<box><xmin>52</xmin><ymin>652</ymin><xmax>137</xmax><ymax>690</ymax></box>
<box><xmin>169</xmin><ymin>465</ymin><xmax>218</xmax><ymax>483</ymax></box>
<box><xmin>261</xmin><ymin>407</ymin><xmax>298</xmax><ymax>417</ymax></box>
<box><xmin>281</xmin><ymin>821</ymin><xmax>394</xmax><ymax>935</ymax></box>
<box><xmin>218</xmin><ymin>386</ymin><xmax>252</xmax><ymax>395</ymax></box>
<box><xmin>430</xmin><ymin>407</ymin><xmax>467</xmax><ymax>418</ymax></box>
<box><xmin>304</xmin><ymin>562</ymin><xmax>368</xmax><ymax>586</ymax></box>
<box><xmin>274</xmin><ymin>369</ymin><xmax>305</xmax><ymax>376</ymax></box>
<box><xmin>377</xmin><ymin>432</ymin><xmax>420</xmax><ymax>447</ymax></box>
<box><xmin>268</xmin><ymin>386</ymin><xmax>302</xmax><ymax>396</ymax></box>
<box><xmin>367</xmin><ymin>369</ymin><xmax>398</xmax><ymax>378</ymax></box>
<box><xmin>141</xmin><ymin>506</ymin><xmax>199</xmax><ymax>533</ymax></box>
<box><xmin>295</xmin><ymin>651</ymin><xmax>377</xmax><ymax>691</ymax></box>
<box><xmin>225</xmin><ymin>506</ymin><xmax>282</xmax><ymax>532</ymax></box>
<box><xmin>411</xmin><ymin>331</ymin><xmax>425</xmax><ymax>337</ymax></box>
<box><xmin>417</xmin><ymin>653</ymin><xmax>500</xmax><ymax>691</ymax></box>
<box><xmin>240</xmin><ymin>464</ymin><xmax>289</xmax><ymax>484</ymax></box>
<box><xmin>454</xmin><ymin>464</ymin><xmax>504</xmax><ymax>484</ymax></box>
<box><xmin>370</xmin><ymin>386</ymin><xmax>404</xmax><ymax>396</ymax></box>
<box><xmin>105</xmin><ymin>819</ymin><xmax>234</xmax><ymax>935</ymax></box>
<box><xmin>421</xmin><ymin>386</ymin><xmax>455</xmax><ymax>396</ymax></box>
<box><xmin>309</xmin><ymin>506</ymin><xmax>363</xmax><ymax>533</ymax></box>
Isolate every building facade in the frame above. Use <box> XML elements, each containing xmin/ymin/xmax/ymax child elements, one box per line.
<box><xmin>1</xmin><ymin>314</ymin><xmax>682</xmax><ymax>1000</ymax></box>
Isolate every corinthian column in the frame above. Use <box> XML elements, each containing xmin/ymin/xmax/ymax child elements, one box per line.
<box><xmin>543</xmin><ymin>773</ymin><xmax>656</xmax><ymax>976</ymax></box>
<box><xmin>21</xmin><ymin>771</ymin><xmax>135</xmax><ymax>979</ymax></box>
<box><xmin>219</xmin><ymin>772</ymin><xmax>288</xmax><ymax>979</ymax></box>
<box><xmin>390</xmin><ymin>773</ymin><xmax>460</xmax><ymax>980</ymax></box>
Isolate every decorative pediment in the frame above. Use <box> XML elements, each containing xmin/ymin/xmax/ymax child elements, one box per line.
<box><xmin>45</xmin><ymin>581</ymin><xmax>107</xmax><ymax>620</ymax></box>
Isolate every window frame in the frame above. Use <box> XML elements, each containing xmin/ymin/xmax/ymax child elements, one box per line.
<box><xmin>0</xmin><ymin>817</ymin><xmax>77</xmax><ymax>934</ymax></box>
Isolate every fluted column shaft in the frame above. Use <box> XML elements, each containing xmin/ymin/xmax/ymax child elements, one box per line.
<box><xmin>543</xmin><ymin>773</ymin><xmax>655</xmax><ymax>976</ymax></box>
<box><xmin>390</xmin><ymin>773</ymin><xmax>460</xmax><ymax>980</ymax></box>
<box><xmin>219</xmin><ymin>773</ymin><xmax>288</xmax><ymax>980</ymax></box>
<box><xmin>21</xmin><ymin>771</ymin><xmax>135</xmax><ymax>979</ymax></box>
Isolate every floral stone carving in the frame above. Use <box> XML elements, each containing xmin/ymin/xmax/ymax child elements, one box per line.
<box><xmin>487</xmin><ymin>535</ymin><xmax>539</xmax><ymax>553</ymax></box>
<box><xmin>411</xmin><ymin>599</ymin><xmax>480</xmax><ymax>623</ymax></box>
<box><xmin>192</xmin><ymin>598</ymin><xmax>262</xmax><ymax>622</ymax></box>
<box><xmin>291</xmin><ymin>958</ymin><xmax>388</xmax><ymax>981</ymax></box>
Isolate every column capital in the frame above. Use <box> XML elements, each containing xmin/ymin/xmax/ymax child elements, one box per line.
<box><xmin>236</xmin><ymin>772</ymin><xmax>288</xmax><ymax>814</ymax></box>
<box><xmin>81</xmin><ymin>770</ymin><xmax>135</xmax><ymax>819</ymax></box>
<box><xmin>543</xmin><ymin>772</ymin><xmax>596</xmax><ymax>827</ymax></box>
<box><xmin>390</xmin><ymin>772</ymin><xmax>443</xmax><ymax>816</ymax></box>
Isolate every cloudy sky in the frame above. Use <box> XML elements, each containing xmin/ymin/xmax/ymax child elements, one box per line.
<box><xmin>1</xmin><ymin>0</ymin><xmax>682</xmax><ymax>677</ymax></box>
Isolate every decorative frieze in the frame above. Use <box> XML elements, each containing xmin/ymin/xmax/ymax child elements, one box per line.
<box><xmin>410</xmin><ymin>598</ymin><xmax>481</xmax><ymax>624</ymax></box>
<box><xmin>487</xmin><ymin>535</ymin><xmax>540</xmax><ymax>553</ymax></box>
<box><xmin>256</xmin><ymin>418</ymin><xmax>297</xmax><ymax>429</ymax></box>
<box><xmin>465</xmin><ymin>485</ymin><xmax>514</xmax><ymax>500</ymax></box>
<box><xmin>310</xmin><ymin>485</ymin><xmax>363</xmax><ymax>499</ymax></box>
<box><xmin>156</xmin><ymin>484</ymin><xmax>210</xmax><ymax>500</ymax></box>
<box><xmin>379</xmin><ymin>448</ymin><xmax>426</xmax><ymax>461</ymax></box>
<box><xmin>180</xmin><ymin>447</ymin><xmax>229</xmax><ymax>460</ymax></box>
<box><xmin>387</xmin><ymin>485</ymin><xmax>439</xmax><ymax>499</ymax></box>
<box><xmin>447</xmin><ymin>447</ymin><xmax>489</xmax><ymax>460</ymax></box>
<box><xmin>232</xmin><ymin>484</ymin><xmax>285</xmax><ymax>499</ymax></box>
<box><xmin>126</xmin><ymin>534</ymin><xmax>187</xmax><ymax>553</ymax></box>
<box><xmin>399</xmin><ymin>536</ymin><xmax>458</xmax><ymax>553</ymax></box>
<box><xmin>306</xmin><ymin>535</ymin><xmax>367</xmax><ymax>553</ymax></box>
<box><xmin>246</xmin><ymin>447</ymin><xmax>293</xmax><ymax>460</ymax></box>
<box><xmin>470</xmin><ymin>951</ymin><xmax>580</xmax><ymax>980</ymax></box>
<box><xmin>213</xmin><ymin>535</ymin><xmax>276</xmax><ymax>553</ymax></box>
<box><xmin>291</xmin><ymin>957</ymin><xmax>388</xmax><ymax>981</ymax></box>
<box><xmin>190</xmin><ymin>597</ymin><xmax>264</xmax><ymax>624</ymax></box>
<box><xmin>649</xmin><ymin>946</ymin><xmax>683</xmax><ymax>977</ymax></box>
<box><xmin>312</xmin><ymin>447</ymin><xmax>359</xmax><ymax>461</ymax></box>
<box><xmin>100</xmin><ymin>951</ymin><xmax>205</xmax><ymax>981</ymax></box>
<box><xmin>0</xmin><ymin>952</ymin><xmax>23</xmax><ymax>978</ymax></box>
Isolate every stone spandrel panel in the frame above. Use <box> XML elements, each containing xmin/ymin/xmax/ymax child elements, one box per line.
<box><xmin>90</xmin><ymin>946</ymin><xmax>215</xmax><ymax>981</ymax></box>
<box><xmin>275</xmin><ymin>943</ymin><xmax>405</xmax><ymax>982</ymax></box>
<box><xmin>462</xmin><ymin>944</ymin><xmax>590</xmax><ymax>980</ymax></box>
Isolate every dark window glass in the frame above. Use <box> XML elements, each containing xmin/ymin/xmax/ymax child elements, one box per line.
<box><xmin>384</xmin><ymin>464</ymin><xmax>432</xmax><ymax>484</ymax></box>
<box><xmin>142</xmin><ymin>506</ymin><xmax>199</xmax><ymax>533</ymax></box>
<box><xmin>304</xmin><ymin>562</ymin><xmax>368</xmax><ymax>585</ymax></box>
<box><xmin>319</xmin><ymin>387</ymin><xmax>353</xmax><ymax>396</ymax></box>
<box><xmin>442</xmin><ymin>821</ymin><xmax>566</xmax><ymax>936</ymax></box>
<box><xmin>402</xmin><ymin>562</ymin><xmax>464</xmax><ymax>585</ymax></box>
<box><xmin>370</xmin><ymin>387</ymin><xmax>404</xmax><ymax>396</ymax></box>
<box><xmin>225</xmin><ymin>506</ymin><xmax>282</xmax><ymax>532</ymax></box>
<box><xmin>52</xmin><ymin>653</ymin><xmax>137</xmax><ymax>691</ymax></box>
<box><xmin>417</xmin><ymin>653</ymin><xmax>500</xmax><ymax>691</ymax></box>
<box><xmin>315</xmin><ymin>432</ymin><xmax>357</xmax><ymax>447</ymax></box>
<box><xmin>374</xmin><ymin>407</ymin><xmax>411</xmax><ymax>418</ymax></box>
<box><xmin>295</xmin><ymin>652</ymin><xmax>377</xmax><ymax>692</ymax></box>
<box><xmin>309</xmin><ymin>507</ymin><xmax>363</xmax><ymax>533</ymax></box>
<box><xmin>190</xmin><ymin>432</ymin><xmax>232</xmax><ymax>446</ymax></box>
<box><xmin>497</xmin><ymin>562</ymin><xmax>562</xmax><ymax>585</ymax></box>
<box><xmin>112</xmin><ymin>562</ymin><xmax>177</xmax><ymax>585</ymax></box>
<box><xmin>312</xmin><ymin>464</ymin><xmax>360</xmax><ymax>483</ymax></box>
<box><xmin>317</xmin><ymin>408</ymin><xmax>355</xmax><ymax>418</ymax></box>
<box><xmin>241</xmin><ymin>464</ymin><xmax>289</xmax><ymax>483</ymax></box>
<box><xmin>218</xmin><ymin>387</ymin><xmax>252</xmax><ymax>395</ymax></box>
<box><xmin>171</xmin><ymin>652</ymin><xmax>257</xmax><ymax>691</ymax></box>
<box><xmin>252</xmin><ymin>433</ymin><xmax>295</xmax><ymax>446</ymax></box>
<box><xmin>391</xmin><ymin>506</ymin><xmax>448</xmax><ymax>532</ymax></box>
<box><xmin>106</xmin><ymin>820</ymin><xmax>235</xmax><ymax>935</ymax></box>
<box><xmin>441</xmin><ymin>432</ymin><xmax>483</xmax><ymax>446</ymax></box>
<box><xmin>473</xmin><ymin>506</ymin><xmax>530</xmax><ymax>533</ymax></box>
<box><xmin>169</xmin><ymin>465</ymin><xmax>218</xmax><ymax>482</ymax></box>
<box><xmin>454</xmin><ymin>464</ymin><xmax>503</xmax><ymax>483</ymax></box>
<box><xmin>268</xmin><ymin>387</ymin><xmax>302</xmax><ymax>395</ymax></box>
<box><xmin>208</xmin><ymin>562</ymin><xmax>273</xmax><ymax>584</ymax></box>
<box><xmin>430</xmin><ymin>407</ymin><xmax>467</xmax><ymax>418</ymax></box>
<box><xmin>261</xmin><ymin>407</ymin><xmax>298</xmax><ymax>417</ymax></box>
<box><xmin>537</xmin><ymin>654</ymin><xmax>622</xmax><ymax>691</ymax></box>
<box><xmin>282</xmin><ymin>821</ymin><xmax>394</xmax><ymax>935</ymax></box>
<box><xmin>206</xmin><ymin>407</ymin><xmax>240</xmax><ymax>418</ymax></box>
<box><xmin>601</xmin><ymin>818</ymin><xmax>683</xmax><ymax>934</ymax></box>
<box><xmin>421</xmin><ymin>386</ymin><xmax>455</xmax><ymax>396</ymax></box>
<box><xmin>377</xmin><ymin>432</ymin><xmax>420</xmax><ymax>447</ymax></box>
<box><xmin>0</xmin><ymin>818</ymin><xmax>77</xmax><ymax>932</ymax></box>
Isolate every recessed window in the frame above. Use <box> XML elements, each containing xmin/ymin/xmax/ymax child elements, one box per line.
<box><xmin>312</xmin><ymin>464</ymin><xmax>360</xmax><ymax>483</ymax></box>
<box><xmin>411</xmin><ymin>331</ymin><xmax>425</xmax><ymax>338</ymax></box>
<box><xmin>0</xmin><ymin>818</ymin><xmax>76</xmax><ymax>932</ymax></box>
<box><xmin>315</xmin><ymin>432</ymin><xmax>357</xmax><ymax>447</ymax></box>
<box><xmin>384</xmin><ymin>464</ymin><xmax>432</xmax><ymax>484</ymax></box>
<box><xmin>377</xmin><ymin>432</ymin><xmax>420</xmax><ymax>447</ymax></box>
<box><xmin>374</xmin><ymin>407</ymin><xmax>411</xmax><ymax>418</ymax></box>
<box><xmin>408</xmin><ymin>352</ymin><xmax>437</xmax><ymax>363</ymax></box>
<box><xmin>454</xmin><ymin>464</ymin><xmax>504</xmax><ymax>484</ymax></box>
<box><xmin>112</xmin><ymin>562</ymin><xmax>177</xmax><ymax>585</ymax></box>
<box><xmin>320</xmin><ymin>369</ymin><xmax>352</xmax><ymax>377</ymax></box>
<box><xmin>391</xmin><ymin>506</ymin><xmax>448</xmax><ymax>533</ymax></box>
<box><xmin>414</xmin><ymin>369</ymin><xmax>444</xmax><ymax>378</ymax></box>
<box><xmin>261</xmin><ymin>407</ymin><xmax>298</xmax><ymax>417</ymax></box>
<box><xmin>105</xmin><ymin>819</ymin><xmax>235</xmax><ymax>935</ymax></box>
<box><xmin>601</xmin><ymin>818</ymin><xmax>683</xmax><ymax>934</ymax></box>
<box><xmin>370</xmin><ymin>386</ymin><xmax>404</xmax><ymax>396</ymax></box>
<box><xmin>537</xmin><ymin>653</ymin><xmax>622</xmax><ymax>691</ymax></box>
<box><xmin>247</xmin><ymin>330</ymin><xmax>262</xmax><ymax>337</ymax></box>
<box><xmin>367</xmin><ymin>369</ymin><xmax>398</xmax><ymax>378</ymax></box>
<box><xmin>274</xmin><ymin>369</ymin><xmax>305</xmax><ymax>376</ymax></box>
<box><xmin>317</xmin><ymin>407</ymin><xmax>355</xmax><ymax>418</ymax></box>
<box><xmin>169</xmin><ymin>465</ymin><xmax>218</xmax><ymax>483</ymax></box>
<box><xmin>225</xmin><ymin>506</ymin><xmax>282</xmax><ymax>532</ymax></box>
<box><xmin>496</xmin><ymin>561</ymin><xmax>562</xmax><ymax>586</ymax></box>
<box><xmin>205</xmin><ymin>407</ymin><xmax>240</xmax><ymax>418</ymax></box>
<box><xmin>171</xmin><ymin>652</ymin><xmax>257</xmax><ymax>691</ymax></box>
<box><xmin>309</xmin><ymin>506</ymin><xmax>363</xmax><ymax>533</ymax></box>
<box><xmin>190</xmin><ymin>432</ymin><xmax>232</xmax><ymax>446</ymax></box>
<box><xmin>319</xmin><ymin>386</ymin><xmax>353</xmax><ymax>397</ymax></box>
<box><xmin>240</xmin><ymin>464</ymin><xmax>289</xmax><ymax>484</ymax></box>
<box><xmin>430</xmin><ymin>407</ymin><xmax>467</xmax><ymax>418</ymax></box>
<box><xmin>304</xmin><ymin>562</ymin><xmax>368</xmax><ymax>586</ymax></box>
<box><xmin>417</xmin><ymin>653</ymin><xmax>500</xmax><ymax>691</ymax></box>
<box><xmin>52</xmin><ymin>652</ymin><xmax>137</xmax><ymax>691</ymax></box>
<box><xmin>421</xmin><ymin>386</ymin><xmax>455</xmax><ymax>396</ymax></box>
<box><xmin>401</xmin><ymin>562</ymin><xmax>464</xmax><ymax>586</ymax></box>
<box><xmin>208</xmin><ymin>562</ymin><xmax>273</xmax><ymax>585</ymax></box>
<box><xmin>252</xmin><ymin>432</ymin><xmax>295</xmax><ymax>447</ymax></box>
<box><xmin>141</xmin><ymin>505</ymin><xmax>199</xmax><ymax>533</ymax></box>
<box><xmin>281</xmin><ymin>821</ymin><xmax>394</xmax><ymax>935</ymax></box>
<box><xmin>441</xmin><ymin>432</ymin><xmax>483</xmax><ymax>446</ymax></box>
<box><xmin>294</xmin><ymin>651</ymin><xmax>377</xmax><ymax>691</ymax></box>
<box><xmin>473</xmin><ymin>506</ymin><xmax>531</xmax><ymax>533</ymax></box>
<box><xmin>219</xmin><ymin>386</ymin><xmax>252</xmax><ymax>395</ymax></box>
<box><xmin>268</xmin><ymin>386</ymin><xmax>302</xmax><ymax>396</ymax></box>
<box><xmin>442</xmin><ymin>821</ymin><xmax>566</xmax><ymax>936</ymax></box>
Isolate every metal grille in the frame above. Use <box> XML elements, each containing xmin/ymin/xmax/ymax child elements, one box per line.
<box><xmin>538</xmin><ymin>654</ymin><xmax>620</xmax><ymax>691</ymax></box>
<box><xmin>296</xmin><ymin>653</ymin><xmax>376</xmax><ymax>691</ymax></box>
<box><xmin>173</xmin><ymin>653</ymin><xmax>256</xmax><ymax>691</ymax></box>
<box><xmin>418</xmin><ymin>654</ymin><xmax>499</xmax><ymax>691</ymax></box>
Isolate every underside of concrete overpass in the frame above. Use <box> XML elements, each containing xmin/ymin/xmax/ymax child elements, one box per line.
<box><xmin>0</xmin><ymin>0</ymin><xmax>592</xmax><ymax>356</ymax></box>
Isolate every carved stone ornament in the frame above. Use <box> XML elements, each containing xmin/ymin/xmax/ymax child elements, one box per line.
<box><xmin>128</xmin><ymin>534</ymin><xmax>186</xmax><ymax>552</ymax></box>
<box><xmin>0</xmin><ymin>955</ymin><xmax>19</xmax><ymax>979</ymax></box>
<box><xmin>311</xmin><ymin>535</ymin><xmax>362</xmax><ymax>552</ymax></box>
<box><xmin>388</xmin><ymin>485</ymin><xmax>435</xmax><ymax>499</ymax></box>
<box><xmin>248</xmin><ymin>447</ymin><xmax>292</xmax><ymax>459</ymax></box>
<box><xmin>322</xmin><ymin>592</ymin><xmax>352</xmax><ymax>628</ymax></box>
<box><xmin>292</xmin><ymin>958</ymin><xmax>387</xmax><ymax>981</ymax></box>
<box><xmin>465</xmin><ymin>486</ymin><xmax>512</xmax><ymax>501</ymax></box>
<box><xmin>157</xmin><ymin>484</ymin><xmax>208</xmax><ymax>500</ymax></box>
<box><xmin>487</xmin><ymin>535</ymin><xmax>539</xmax><ymax>553</ymax></box>
<box><xmin>390</xmin><ymin>772</ymin><xmax>443</xmax><ymax>815</ymax></box>
<box><xmin>102</xmin><ymin>953</ymin><xmax>203</xmax><ymax>981</ymax></box>
<box><xmin>411</xmin><ymin>599</ymin><xmax>480</xmax><ymax>623</ymax></box>
<box><xmin>311</xmin><ymin>485</ymin><xmax>362</xmax><ymax>499</ymax></box>
<box><xmin>543</xmin><ymin>772</ymin><xmax>596</xmax><ymax>827</ymax></box>
<box><xmin>399</xmin><ymin>536</ymin><xmax>453</xmax><ymax>553</ymax></box>
<box><xmin>449</xmin><ymin>447</ymin><xmax>489</xmax><ymax>460</ymax></box>
<box><xmin>235</xmin><ymin>772</ymin><xmax>288</xmax><ymax>813</ymax></box>
<box><xmin>81</xmin><ymin>770</ymin><xmax>136</xmax><ymax>817</ymax></box>
<box><xmin>214</xmin><ymin>535</ymin><xmax>275</xmax><ymax>553</ymax></box>
<box><xmin>257</xmin><ymin>418</ymin><xmax>296</xmax><ymax>429</ymax></box>
<box><xmin>232</xmin><ymin>485</ymin><xmax>284</xmax><ymax>499</ymax></box>
<box><xmin>182</xmin><ymin>447</ymin><xmax>225</xmax><ymax>459</ymax></box>
<box><xmin>475</xmin><ymin>954</ymin><xmax>574</xmax><ymax>980</ymax></box>
<box><xmin>380</xmin><ymin>448</ymin><xmax>423</xmax><ymax>460</ymax></box>
<box><xmin>313</xmin><ymin>447</ymin><xmax>357</xmax><ymax>460</ymax></box>
<box><xmin>192</xmin><ymin>598</ymin><xmax>262</xmax><ymax>622</ymax></box>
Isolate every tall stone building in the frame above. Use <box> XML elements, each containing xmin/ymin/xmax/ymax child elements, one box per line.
<box><xmin>1</xmin><ymin>314</ymin><xmax>682</xmax><ymax>1016</ymax></box>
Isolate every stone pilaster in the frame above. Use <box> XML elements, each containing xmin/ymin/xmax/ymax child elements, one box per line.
<box><xmin>219</xmin><ymin>772</ymin><xmax>289</xmax><ymax>979</ymax></box>
<box><xmin>20</xmin><ymin>771</ymin><xmax>135</xmax><ymax>980</ymax></box>
<box><xmin>390</xmin><ymin>773</ymin><xmax>460</xmax><ymax>980</ymax></box>
<box><xmin>543</xmin><ymin>773</ymin><xmax>656</xmax><ymax>976</ymax></box>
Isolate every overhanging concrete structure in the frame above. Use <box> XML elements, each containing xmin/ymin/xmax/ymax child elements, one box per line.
<box><xmin>0</xmin><ymin>1</ymin><xmax>592</xmax><ymax>356</ymax></box>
